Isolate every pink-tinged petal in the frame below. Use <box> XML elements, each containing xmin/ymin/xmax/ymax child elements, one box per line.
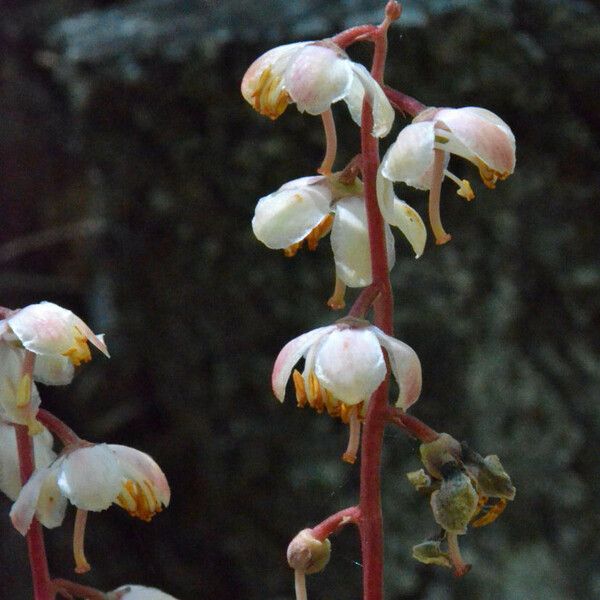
<box><xmin>348</xmin><ymin>62</ymin><xmax>395</xmax><ymax>137</ymax></box>
<box><xmin>314</xmin><ymin>327</ymin><xmax>386</xmax><ymax>405</ymax></box>
<box><xmin>111</xmin><ymin>585</ymin><xmax>179</xmax><ymax>600</ymax></box>
<box><xmin>73</xmin><ymin>316</ymin><xmax>110</xmax><ymax>358</ymax></box>
<box><xmin>381</xmin><ymin>122</ymin><xmax>436</xmax><ymax>189</ymax></box>
<box><xmin>33</xmin><ymin>355</ymin><xmax>75</xmax><ymax>386</ymax></box>
<box><xmin>10</xmin><ymin>466</ymin><xmax>54</xmax><ymax>535</ymax></box>
<box><xmin>252</xmin><ymin>178</ymin><xmax>331</xmax><ymax>249</ymax></box>
<box><xmin>272</xmin><ymin>326</ymin><xmax>336</xmax><ymax>402</ymax></box>
<box><xmin>372</xmin><ymin>328</ymin><xmax>422</xmax><ymax>409</ymax></box>
<box><xmin>330</xmin><ymin>196</ymin><xmax>395</xmax><ymax>287</ymax></box>
<box><xmin>58</xmin><ymin>445</ymin><xmax>123</xmax><ymax>511</ymax></box>
<box><xmin>110</xmin><ymin>444</ymin><xmax>171</xmax><ymax>508</ymax></box>
<box><xmin>435</xmin><ymin>107</ymin><xmax>516</xmax><ymax>174</ymax></box>
<box><xmin>376</xmin><ymin>173</ymin><xmax>427</xmax><ymax>258</ymax></box>
<box><xmin>241</xmin><ymin>42</ymin><xmax>309</xmax><ymax>106</ymax></box>
<box><xmin>284</xmin><ymin>45</ymin><xmax>353</xmax><ymax>115</ymax></box>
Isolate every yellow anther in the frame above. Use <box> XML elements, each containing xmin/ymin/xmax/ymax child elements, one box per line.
<box><xmin>62</xmin><ymin>328</ymin><xmax>92</xmax><ymax>366</ymax></box>
<box><xmin>306</xmin><ymin>214</ymin><xmax>334</xmax><ymax>251</ymax></box>
<box><xmin>470</xmin><ymin>497</ymin><xmax>507</xmax><ymax>528</ymax></box>
<box><xmin>16</xmin><ymin>374</ymin><xmax>32</xmax><ymax>408</ymax></box>
<box><xmin>292</xmin><ymin>369</ymin><xmax>308</xmax><ymax>408</ymax></box>
<box><xmin>284</xmin><ymin>242</ymin><xmax>302</xmax><ymax>257</ymax></box>
<box><xmin>251</xmin><ymin>68</ymin><xmax>290</xmax><ymax>119</ymax></box>
<box><xmin>116</xmin><ymin>479</ymin><xmax>161</xmax><ymax>522</ymax></box>
<box><xmin>476</xmin><ymin>159</ymin><xmax>509</xmax><ymax>190</ymax></box>
<box><xmin>456</xmin><ymin>179</ymin><xmax>475</xmax><ymax>201</ymax></box>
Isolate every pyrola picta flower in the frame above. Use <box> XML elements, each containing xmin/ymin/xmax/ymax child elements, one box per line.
<box><xmin>252</xmin><ymin>174</ymin><xmax>426</xmax><ymax>307</ymax></box>
<box><xmin>0</xmin><ymin>301</ymin><xmax>109</xmax><ymax>368</ymax></box>
<box><xmin>380</xmin><ymin>106</ymin><xmax>515</xmax><ymax>245</ymax></box>
<box><xmin>10</xmin><ymin>442</ymin><xmax>170</xmax><ymax>573</ymax></box>
<box><xmin>109</xmin><ymin>585</ymin><xmax>179</xmax><ymax>600</ymax></box>
<box><xmin>272</xmin><ymin>318</ymin><xmax>421</xmax><ymax>462</ymax></box>
<box><xmin>241</xmin><ymin>41</ymin><xmax>394</xmax><ymax>137</ymax></box>
<box><xmin>0</xmin><ymin>420</ymin><xmax>56</xmax><ymax>501</ymax></box>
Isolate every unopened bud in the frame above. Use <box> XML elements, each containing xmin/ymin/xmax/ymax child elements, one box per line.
<box><xmin>287</xmin><ymin>529</ymin><xmax>331</xmax><ymax>574</ymax></box>
<box><xmin>420</xmin><ymin>433</ymin><xmax>461</xmax><ymax>479</ymax></box>
<box><xmin>412</xmin><ymin>540</ymin><xmax>451</xmax><ymax>569</ymax></box>
<box><xmin>430</xmin><ymin>463</ymin><xmax>478</xmax><ymax>534</ymax></box>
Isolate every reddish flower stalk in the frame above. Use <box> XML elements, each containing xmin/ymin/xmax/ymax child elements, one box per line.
<box><xmin>15</xmin><ymin>424</ymin><xmax>54</xmax><ymax>600</ymax></box>
<box><xmin>14</xmin><ymin>352</ymin><xmax>54</xmax><ymax>600</ymax></box>
<box><xmin>348</xmin><ymin>284</ymin><xmax>381</xmax><ymax>319</ymax></box>
<box><xmin>386</xmin><ymin>407</ymin><xmax>440</xmax><ymax>443</ymax></box>
<box><xmin>52</xmin><ymin>579</ymin><xmax>107</xmax><ymax>600</ymax></box>
<box><xmin>37</xmin><ymin>408</ymin><xmax>81</xmax><ymax>446</ymax></box>
<box><xmin>311</xmin><ymin>506</ymin><xmax>361</xmax><ymax>541</ymax></box>
<box><xmin>383</xmin><ymin>85</ymin><xmax>426</xmax><ymax>118</ymax></box>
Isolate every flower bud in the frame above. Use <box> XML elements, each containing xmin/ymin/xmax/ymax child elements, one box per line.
<box><xmin>287</xmin><ymin>529</ymin><xmax>331</xmax><ymax>574</ymax></box>
<box><xmin>406</xmin><ymin>468</ymin><xmax>432</xmax><ymax>492</ymax></box>
<box><xmin>412</xmin><ymin>540</ymin><xmax>452</xmax><ymax>569</ymax></box>
<box><xmin>430</xmin><ymin>462</ymin><xmax>478</xmax><ymax>534</ymax></box>
<box><xmin>419</xmin><ymin>433</ymin><xmax>461</xmax><ymax>479</ymax></box>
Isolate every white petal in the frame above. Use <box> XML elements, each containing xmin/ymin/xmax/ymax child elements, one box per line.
<box><xmin>372</xmin><ymin>328</ymin><xmax>422</xmax><ymax>409</ymax></box>
<box><xmin>348</xmin><ymin>62</ymin><xmax>395</xmax><ymax>137</ymax></box>
<box><xmin>381</xmin><ymin>122</ymin><xmax>436</xmax><ymax>189</ymax></box>
<box><xmin>110</xmin><ymin>444</ymin><xmax>170</xmax><ymax>508</ymax></box>
<box><xmin>33</xmin><ymin>355</ymin><xmax>75</xmax><ymax>386</ymax></box>
<box><xmin>284</xmin><ymin>45</ymin><xmax>353</xmax><ymax>115</ymax></box>
<box><xmin>435</xmin><ymin>107</ymin><xmax>515</xmax><ymax>174</ymax></box>
<box><xmin>57</xmin><ymin>445</ymin><xmax>123</xmax><ymax>511</ymax></box>
<box><xmin>36</xmin><ymin>466</ymin><xmax>68</xmax><ymax>529</ymax></box>
<box><xmin>330</xmin><ymin>197</ymin><xmax>395</xmax><ymax>287</ymax></box>
<box><xmin>112</xmin><ymin>585</ymin><xmax>179</xmax><ymax>600</ymax></box>
<box><xmin>314</xmin><ymin>327</ymin><xmax>386</xmax><ymax>405</ymax></box>
<box><xmin>376</xmin><ymin>174</ymin><xmax>427</xmax><ymax>258</ymax></box>
<box><xmin>73</xmin><ymin>316</ymin><xmax>110</xmax><ymax>358</ymax></box>
<box><xmin>241</xmin><ymin>42</ymin><xmax>309</xmax><ymax>105</ymax></box>
<box><xmin>252</xmin><ymin>178</ymin><xmax>331</xmax><ymax>249</ymax></box>
<box><xmin>271</xmin><ymin>326</ymin><xmax>336</xmax><ymax>402</ymax></box>
<box><xmin>10</xmin><ymin>464</ymin><xmax>60</xmax><ymax>535</ymax></box>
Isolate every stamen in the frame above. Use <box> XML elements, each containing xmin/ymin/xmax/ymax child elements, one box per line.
<box><xmin>318</xmin><ymin>109</ymin><xmax>338</xmax><ymax>176</ymax></box>
<box><xmin>73</xmin><ymin>509</ymin><xmax>91</xmax><ymax>574</ymax></box>
<box><xmin>327</xmin><ymin>277</ymin><xmax>346</xmax><ymax>310</ymax></box>
<box><xmin>252</xmin><ymin>68</ymin><xmax>290</xmax><ymax>119</ymax></box>
<box><xmin>62</xmin><ymin>327</ymin><xmax>92</xmax><ymax>366</ymax></box>
<box><xmin>284</xmin><ymin>242</ymin><xmax>303</xmax><ymax>257</ymax></box>
<box><xmin>446</xmin><ymin>532</ymin><xmax>471</xmax><ymax>577</ymax></box>
<box><xmin>116</xmin><ymin>479</ymin><xmax>162</xmax><ymax>521</ymax></box>
<box><xmin>308</xmin><ymin>372</ymin><xmax>324</xmax><ymax>412</ymax></box>
<box><xmin>444</xmin><ymin>170</ymin><xmax>475</xmax><ymax>201</ymax></box>
<box><xmin>471</xmin><ymin>498</ymin><xmax>507</xmax><ymax>528</ymax></box>
<box><xmin>16</xmin><ymin>374</ymin><xmax>32</xmax><ymax>408</ymax></box>
<box><xmin>428</xmin><ymin>149</ymin><xmax>452</xmax><ymax>245</ymax></box>
<box><xmin>476</xmin><ymin>159</ymin><xmax>509</xmax><ymax>189</ymax></box>
<box><xmin>342</xmin><ymin>406</ymin><xmax>361</xmax><ymax>464</ymax></box>
<box><xmin>306</xmin><ymin>215</ymin><xmax>334</xmax><ymax>251</ymax></box>
<box><xmin>293</xmin><ymin>370</ymin><xmax>308</xmax><ymax>407</ymax></box>
<box><xmin>294</xmin><ymin>569</ymin><xmax>308</xmax><ymax>600</ymax></box>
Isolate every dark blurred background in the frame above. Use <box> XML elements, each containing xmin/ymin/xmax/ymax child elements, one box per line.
<box><xmin>1</xmin><ymin>0</ymin><xmax>599</xmax><ymax>598</ymax></box>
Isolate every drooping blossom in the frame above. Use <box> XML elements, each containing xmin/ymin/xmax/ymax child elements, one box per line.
<box><xmin>109</xmin><ymin>585</ymin><xmax>179</xmax><ymax>600</ymax></box>
<box><xmin>380</xmin><ymin>106</ymin><xmax>516</xmax><ymax>245</ymax></box>
<box><xmin>272</xmin><ymin>318</ymin><xmax>421</xmax><ymax>462</ymax></box>
<box><xmin>241</xmin><ymin>40</ymin><xmax>394</xmax><ymax>137</ymax></box>
<box><xmin>252</xmin><ymin>174</ymin><xmax>426</xmax><ymax>307</ymax></box>
<box><xmin>10</xmin><ymin>443</ymin><xmax>170</xmax><ymax>573</ymax></box>
<box><xmin>0</xmin><ymin>420</ymin><xmax>56</xmax><ymax>501</ymax></box>
<box><xmin>0</xmin><ymin>301</ymin><xmax>109</xmax><ymax>368</ymax></box>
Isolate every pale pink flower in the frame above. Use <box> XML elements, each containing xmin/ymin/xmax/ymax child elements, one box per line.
<box><xmin>380</xmin><ymin>106</ymin><xmax>515</xmax><ymax>245</ymax></box>
<box><xmin>241</xmin><ymin>41</ymin><xmax>394</xmax><ymax>137</ymax></box>
<box><xmin>1</xmin><ymin>301</ymin><xmax>109</xmax><ymax>368</ymax></box>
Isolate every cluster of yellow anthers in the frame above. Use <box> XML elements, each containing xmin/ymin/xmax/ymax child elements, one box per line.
<box><xmin>470</xmin><ymin>491</ymin><xmax>507</xmax><ymax>528</ymax></box>
<box><xmin>284</xmin><ymin>214</ymin><xmax>334</xmax><ymax>257</ymax></box>
<box><xmin>292</xmin><ymin>369</ymin><xmax>365</xmax><ymax>424</ymax></box>
<box><xmin>116</xmin><ymin>478</ymin><xmax>165</xmax><ymax>522</ymax></box>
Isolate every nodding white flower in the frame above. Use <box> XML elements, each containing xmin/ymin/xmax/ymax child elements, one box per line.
<box><xmin>1</xmin><ymin>301</ymin><xmax>109</xmax><ymax>368</ymax></box>
<box><xmin>0</xmin><ymin>420</ymin><xmax>56</xmax><ymax>501</ymax></box>
<box><xmin>109</xmin><ymin>585</ymin><xmax>179</xmax><ymax>600</ymax></box>
<box><xmin>252</xmin><ymin>175</ymin><xmax>426</xmax><ymax>305</ymax></box>
<box><xmin>272</xmin><ymin>318</ymin><xmax>421</xmax><ymax>462</ymax></box>
<box><xmin>380</xmin><ymin>106</ymin><xmax>515</xmax><ymax>245</ymax></box>
<box><xmin>241</xmin><ymin>41</ymin><xmax>394</xmax><ymax>137</ymax></box>
<box><xmin>10</xmin><ymin>443</ymin><xmax>170</xmax><ymax>572</ymax></box>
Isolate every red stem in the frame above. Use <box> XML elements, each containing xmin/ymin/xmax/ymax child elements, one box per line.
<box><xmin>52</xmin><ymin>579</ymin><xmax>107</xmax><ymax>600</ymax></box>
<box><xmin>385</xmin><ymin>407</ymin><xmax>440</xmax><ymax>443</ymax></box>
<box><xmin>311</xmin><ymin>506</ymin><xmax>361</xmax><ymax>541</ymax></box>
<box><xmin>330</xmin><ymin>25</ymin><xmax>377</xmax><ymax>49</ymax></box>
<box><xmin>15</xmin><ymin>425</ymin><xmax>54</xmax><ymax>600</ymax></box>
<box><xmin>37</xmin><ymin>409</ymin><xmax>81</xmax><ymax>446</ymax></box>
<box><xmin>383</xmin><ymin>85</ymin><xmax>426</xmax><ymax>118</ymax></box>
<box><xmin>348</xmin><ymin>284</ymin><xmax>380</xmax><ymax>319</ymax></box>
